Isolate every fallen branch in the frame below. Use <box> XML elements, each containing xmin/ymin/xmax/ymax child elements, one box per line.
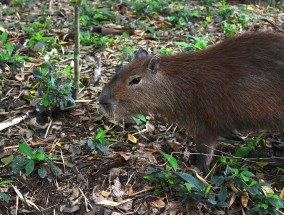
<box><xmin>261</xmin><ymin>18</ymin><xmax>284</xmax><ymax>32</ymax></box>
<box><xmin>0</xmin><ymin>111</ymin><xmax>31</xmax><ymax>132</ymax></box>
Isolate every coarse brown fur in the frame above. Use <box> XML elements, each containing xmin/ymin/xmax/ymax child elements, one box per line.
<box><xmin>99</xmin><ymin>32</ymin><xmax>284</xmax><ymax>173</ymax></box>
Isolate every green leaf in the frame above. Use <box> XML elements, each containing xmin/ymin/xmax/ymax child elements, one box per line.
<box><xmin>87</xmin><ymin>139</ymin><xmax>95</xmax><ymax>150</ymax></box>
<box><xmin>0</xmin><ymin>180</ymin><xmax>13</xmax><ymax>185</ymax></box>
<box><xmin>11</xmin><ymin>155</ymin><xmax>29</xmax><ymax>173</ymax></box>
<box><xmin>240</xmin><ymin>170</ymin><xmax>255</xmax><ymax>182</ymax></box>
<box><xmin>19</xmin><ymin>144</ymin><xmax>33</xmax><ymax>157</ymax></box>
<box><xmin>32</xmin><ymin>151</ymin><xmax>46</xmax><ymax>161</ymax></box>
<box><xmin>5</xmin><ymin>43</ymin><xmax>14</xmax><ymax>56</ymax></box>
<box><xmin>261</xmin><ymin>203</ymin><xmax>268</xmax><ymax>209</ymax></box>
<box><xmin>235</xmin><ymin>146</ymin><xmax>251</xmax><ymax>158</ymax></box>
<box><xmin>42</xmin><ymin>99</ymin><xmax>49</xmax><ymax>107</ymax></box>
<box><xmin>96</xmin><ymin>142</ymin><xmax>109</xmax><ymax>154</ymax></box>
<box><xmin>161</xmin><ymin>152</ymin><xmax>178</xmax><ymax>172</ymax></box>
<box><xmin>211</xmin><ymin>176</ymin><xmax>224</xmax><ymax>187</ymax></box>
<box><xmin>204</xmin><ymin>185</ymin><xmax>211</xmax><ymax>193</ymax></box>
<box><xmin>135</xmin><ymin>114</ymin><xmax>146</xmax><ymax>123</ymax></box>
<box><xmin>25</xmin><ymin>160</ymin><xmax>35</xmax><ymax>176</ymax></box>
<box><xmin>47</xmin><ymin>159</ymin><xmax>62</xmax><ymax>177</ymax></box>
<box><xmin>95</xmin><ymin>129</ymin><xmax>107</xmax><ymax>140</ymax></box>
<box><xmin>176</xmin><ymin>172</ymin><xmax>202</xmax><ymax>191</ymax></box>
<box><xmin>165</xmin><ymin>165</ymin><xmax>172</xmax><ymax>172</ymax></box>
<box><xmin>220</xmin><ymin>156</ymin><xmax>227</xmax><ymax>163</ymax></box>
<box><xmin>175</xmin><ymin>41</ymin><xmax>190</xmax><ymax>47</ymax></box>
<box><xmin>1</xmin><ymin>32</ymin><xmax>8</xmax><ymax>44</ymax></box>
<box><xmin>38</xmin><ymin>167</ymin><xmax>47</xmax><ymax>178</ymax></box>
<box><xmin>1</xmin><ymin>155</ymin><xmax>14</xmax><ymax>165</ymax></box>
<box><xmin>217</xmin><ymin>187</ymin><xmax>227</xmax><ymax>203</ymax></box>
<box><xmin>0</xmin><ymin>192</ymin><xmax>10</xmax><ymax>203</ymax></box>
<box><xmin>185</xmin><ymin>183</ymin><xmax>191</xmax><ymax>192</ymax></box>
<box><xmin>208</xmin><ymin>195</ymin><xmax>217</xmax><ymax>205</ymax></box>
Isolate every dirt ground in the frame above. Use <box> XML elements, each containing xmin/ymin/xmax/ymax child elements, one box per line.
<box><xmin>0</xmin><ymin>0</ymin><xmax>284</xmax><ymax>214</ymax></box>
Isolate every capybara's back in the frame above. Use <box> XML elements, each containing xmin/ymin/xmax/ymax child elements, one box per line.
<box><xmin>99</xmin><ymin>32</ymin><xmax>284</xmax><ymax>173</ymax></box>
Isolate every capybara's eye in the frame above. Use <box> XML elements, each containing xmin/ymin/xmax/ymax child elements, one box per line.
<box><xmin>129</xmin><ymin>77</ymin><xmax>141</xmax><ymax>86</ymax></box>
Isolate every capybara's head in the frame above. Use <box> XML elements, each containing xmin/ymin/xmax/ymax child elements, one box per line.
<box><xmin>99</xmin><ymin>48</ymin><xmax>164</xmax><ymax>119</ymax></box>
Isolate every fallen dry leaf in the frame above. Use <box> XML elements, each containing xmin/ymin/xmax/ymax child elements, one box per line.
<box><xmin>127</xmin><ymin>134</ymin><xmax>137</xmax><ymax>144</ymax></box>
<box><xmin>101</xmin><ymin>190</ymin><xmax>111</xmax><ymax>197</ymax></box>
<box><xmin>116</xmin><ymin>152</ymin><xmax>131</xmax><ymax>161</ymax></box>
<box><xmin>146</xmin><ymin>121</ymin><xmax>155</xmax><ymax>132</ymax></box>
<box><xmin>150</xmin><ymin>199</ymin><xmax>166</xmax><ymax>208</ymax></box>
<box><xmin>112</xmin><ymin>177</ymin><xmax>124</xmax><ymax>198</ymax></box>
<box><xmin>261</xmin><ymin>185</ymin><xmax>274</xmax><ymax>194</ymax></box>
<box><xmin>117</xmin><ymin>199</ymin><xmax>133</xmax><ymax>211</ymax></box>
<box><xmin>96</xmin><ymin>199</ymin><xmax>132</xmax><ymax>207</ymax></box>
<box><xmin>241</xmin><ymin>192</ymin><xmax>249</xmax><ymax>207</ymax></box>
<box><xmin>280</xmin><ymin>187</ymin><xmax>284</xmax><ymax>199</ymax></box>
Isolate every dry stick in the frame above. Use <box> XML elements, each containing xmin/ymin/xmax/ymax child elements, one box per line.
<box><xmin>72</xmin><ymin>0</ymin><xmax>82</xmax><ymax>100</ymax></box>
<box><xmin>0</xmin><ymin>111</ymin><xmax>31</xmax><ymax>132</ymax></box>
<box><xmin>44</xmin><ymin>120</ymin><xmax>52</xmax><ymax>138</ymax></box>
<box><xmin>127</xmin><ymin>186</ymin><xmax>155</xmax><ymax>197</ymax></box>
<box><xmin>261</xmin><ymin>18</ymin><xmax>284</xmax><ymax>32</ymax></box>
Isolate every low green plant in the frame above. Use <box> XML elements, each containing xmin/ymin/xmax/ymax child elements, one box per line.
<box><xmin>0</xmin><ymin>180</ymin><xmax>13</xmax><ymax>203</ymax></box>
<box><xmin>132</xmin><ymin>113</ymin><xmax>147</xmax><ymax>125</ymax></box>
<box><xmin>5</xmin><ymin>143</ymin><xmax>61</xmax><ymax>178</ymax></box>
<box><xmin>27</xmin><ymin>31</ymin><xmax>58</xmax><ymax>52</ymax></box>
<box><xmin>11</xmin><ymin>0</ymin><xmax>34</xmax><ymax>8</ymax></box>
<box><xmin>80</xmin><ymin>33</ymin><xmax>114</xmax><ymax>48</ymax></box>
<box><xmin>87</xmin><ymin>129</ymin><xmax>117</xmax><ymax>153</ymax></box>
<box><xmin>80</xmin><ymin>2</ymin><xmax>121</xmax><ymax>30</ymax></box>
<box><xmin>30</xmin><ymin>63</ymin><xmax>75</xmax><ymax>113</ymax></box>
<box><xmin>144</xmin><ymin>150</ymin><xmax>284</xmax><ymax>213</ymax></box>
<box><xmin>0</xmin><ymin>32</ymin><xmax>25</xmax><ymax>73</ymax></box>
<box><xmin>159</xmin><ymin>48</ymin><xmax>174</xmax><ymax>56</ymax></box>
<box><xmin>127</xmin><ymin>0</ymin><xmax>171</xmax><ymax>17</ymax></box>
<box><xmin>175</xmin><ymin>36</ymin><xmax>208</xmax><ymax>51</ymax></box>
<box><xmin>223</xmin><ymin>22</ymin><xmax>237</xmax><ymax>37</ymax></box>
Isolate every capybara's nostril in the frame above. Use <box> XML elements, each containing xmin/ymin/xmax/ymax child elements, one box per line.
<box><xmin>99</xmin><ymin>95</ymin><xmax>112</xmax><ymax>111</ymax></box>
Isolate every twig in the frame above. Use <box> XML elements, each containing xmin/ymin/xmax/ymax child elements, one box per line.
<box><xmin>127</xmin><ymin>186</ymin><xmax>154</xmax><ymax>197</ymax></box>
<box><xmin>261</xmin><ymin>18</ymin><xmax>284</xmax><ymax>32</ymax></box>
<box><xmin>72</xmin><ymin>0</ymin><xmax>83</xmax><ymax>99</ymax></box>
<box><xmin>0</xmin><ymin>111</ymin><xmax>31</xmax><ymax>132</ymax></box>
<box><xmin>44</xmin><ymin>120</ymin><xmax>52</xmax><ymax>138</ymax></box>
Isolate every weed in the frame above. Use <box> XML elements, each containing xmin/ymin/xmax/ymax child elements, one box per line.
<box><xmin>29</xmin><ymin>63</ymin><xmax>75</xmax><ymax>113</ymax></box>
<box><xmin>87</xmin><ymin>129</ymin><xmax>117</xmax><ymax>154</ymax></box>
<box><xmin>0</xmin><ymin>32</ymin><xmax>25</xmax><ymax>75</ymax></box>
<box><xmin>0</xmin><ymin>180</ymin><xmax>13</xmax><ymax>203</ymax></box>
<box><xmin>127</xmin><ymin>0</ymin><xmax>171</xmax><ymax>17</ymax></box>
<box><xmin>11</xmin><ymin>0</ymin><xmax>33</xmax><ymax>9</ymax></box>
<box><xmin>144</xmin><ymin>145</ymin><xmax>284</xmax><ymax>213</ymax></box>
<box><xmin>80</xmin><ymin>33</ymin><xmax>114</xmax><ymax>48</ymax></box>
<box><xmin>159</xmin><ymin>48</ymin><xmax>174</xmax><ymax>56</ymax></box>
<box><xmin>132</xmin><ymin>114</ymin><xmax>147</xmax><ymax>125</ymax></box>
<box><xmin>223</xmin><ymin>22</ymin><xmax>237</xmax><ymax>37</ymax></box>
<box><xmin>7</xmin><ymin>143</ymin><xmax>61</xmax><ymax>178</ymax></box>
<box><xmin>175</xmin><ymin>36</ymin><xmax>208</xmax><ymax>51</ymax></box>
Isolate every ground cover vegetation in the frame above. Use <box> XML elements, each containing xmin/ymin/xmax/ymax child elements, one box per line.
<box><xmin>0</xmin><ymin>0</ymin><xmax>284</xmax><ymax>214</ymax></box>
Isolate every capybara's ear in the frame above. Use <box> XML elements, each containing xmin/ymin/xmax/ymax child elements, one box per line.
<box><xmin>134</xmin><ymin>47</ymin><xmax>148</xmax><ymax>59</ymax></box>
<box><xmin>147</xmin><ymin>55</ymin><xmax>160</xmax><ymax>74</ymax></box>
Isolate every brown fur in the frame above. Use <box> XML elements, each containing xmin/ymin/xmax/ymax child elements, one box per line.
<box><xmin>99</xmin><ymin>32</ymin><xmax>284</xmax><ymax>173</ymax></box>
